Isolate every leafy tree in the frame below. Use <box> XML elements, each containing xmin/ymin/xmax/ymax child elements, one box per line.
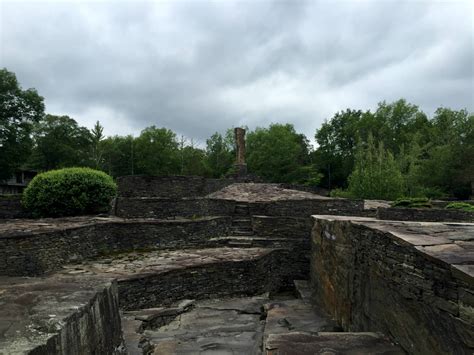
<box><xmin>205</xmin><ymin>132</ymin><xmax>234</xmax><ymax>178</ymax></box>
<box><xmin>180</xmin><ymin>146</ymin><xmax>210</xmax><ymax>176</ymax></box>
<box><xmin>134</xmin><ymin>126</ymin><xmax>180</xmax><ymax>175</ymax></box>
<box><xmin>347</xmin><ymin>134</ymin><xmax>404</xmax><ymax>200</ymax></box>
<box><xmin>0</xmin><ymin>68</ymin><xmax>44</xmax><ymax>179</ymax></box>
<box><xmin>100</xmin><ymin>135</ymin><xmax>135</xmax><ymax>177</ymax></box>
<box><xmin>29</xmin><ymin>114</ymin><xmax>92</xmax><ymax>170</ymax></box>
<box><xmin>246</xmin><ymin>123</ymin><xmax>311</xmax><ymax>183</ymax></box>
<box><xmin>314</xmin><ymin>109</ymin><xmax>367</xmax><ymax>188</ymax></box>
<box><xmin>314</xmin><ymin>100</ymin><xmax>430</xmax><ymax>189</ymax></box>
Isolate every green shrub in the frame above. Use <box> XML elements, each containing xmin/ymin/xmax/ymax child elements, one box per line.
<box><xmin>391</xmin><ymin>197</ymin><xmax>432</xmax><ymax>209</ymax></box>
<box><xmin>445</xmin><ymin>202</ymin><xmax>474</xmax><ymax>212</ymax></box>
<box><xmin>329</xmin><ymin>188</ymin><xmax>354</xmax><ymax>198</ymax></box>
<box><xmin>23</xmin><ymin>167</ymin><xmax>117</xmax><ymax>217</ymax></box>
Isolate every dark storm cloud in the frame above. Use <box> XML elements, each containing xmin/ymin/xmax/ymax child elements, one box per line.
<box><xmin>1</xmin><ymin>0</ymin><xmax>472</xmax><ymax>143</ymax></box>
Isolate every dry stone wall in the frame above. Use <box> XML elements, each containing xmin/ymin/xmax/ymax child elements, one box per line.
<box><xmin>0</xmin><ymin>216</ymin><xmax>230</xmax><ymax>276</ymax></box>
<box><xmin>377</xmin><ymin>207</ymin><xmax>474</xmax><ymax>222</ymax></box>
<box><xmin>0</xmin><ymin>194</ymin><xmax>29</xmax><ymax>219</ymax></box>
<box><xmin>113</xmin><ymin>197</ymin><xmax>236</xmax><ymax>218</ymax></box>
<box><xmin>116</xmin><ymin>175</ymin><xmax>240</xmax><ymax>198</ymax></box>
<box><xmin>117</xmin><ymin>249</ymin><xmax>294</xmax><ymax>310</ymax></box>
<box><xmin>311</xmin><ymin>216</ymin><xmax>474</xmax><ymax>355</ymax></box>
<box><xmin>0</xmin><ymin>276</ymin><xmax>122</xmax><ymax>355</ymax></box>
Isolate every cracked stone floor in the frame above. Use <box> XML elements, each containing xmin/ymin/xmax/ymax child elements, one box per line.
<box><xmin>121</xmin><ymin>281</ymin><xmax>404</xmax><ymax>355</ymax></box>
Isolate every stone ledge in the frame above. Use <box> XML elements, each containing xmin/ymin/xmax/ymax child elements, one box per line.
<box><xmin>311</xmin><ymin>215</ymin><xmax>474</xmax><ymax>354</ymax></box>
<box><xmin>0</xmin><ymin>276</ymin><xmax>122</xmax><ymax>355</ymax></box>
<box><xmin>312</xmin><ymin>215</ymin><xmax>474</xmax><ymax>284</ymax></box>
<box><xmin>0</xmin><ymin>217</ymin><xmax>231</xmax><ymax>277</ymax></box>
<box><xmin>55</xmin><ymin>247</ymin><xmax>301</xmax><ymax>310</ymax></box>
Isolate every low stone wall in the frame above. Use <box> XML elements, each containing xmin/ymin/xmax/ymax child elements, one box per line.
<box><xmin>114</xmin><ymin>197</ymin><xmax>365</xmax><ymax>219</ymax></box>
<box><xmin>0</xmin><ymin>194</ymin><xmax>29</xmax><ymax>219</ymax></box>
<box><xmin>113</xmin><ymin>197</ymin><xmax>236</xmax><ymax>218</ymax></box>
<box><xmin>278</xmin><ymin>183</ymin><xmax>330</xmax><ymax>196</ymax></box>
<box><xmin>252</xmin><ymin>215</ymin><xmax>312</xmax><ymax>239</ymax></box>
<box><xmin>117</xmin><ymin>248</ymin><xmax>303</xmax><ymax>310</ymax></box>
<box><xmin>0</xmin><ymin>217</ymin><xmax>231</xmax><ymax>276</ymax></box>
<box><xmin>248</xmin><ymin>199</ymin><xmax>365</xmax><ymax>217</ymax></box>
<box><xmin>310</xmin><ymin>216</ymin><xmax>474</xmax><ymax>354</ymax></box>
<box><xmin>377</xmin><ymin>207</ymin><xmax>474</xmax><ymax>222</ymax></box>
<box><xmin>0</xmin><ymin>276</ymin><xmax>122</xmax><ymax>355</ymax></box>
<box><xmin>116</xmin><ymin>175</ymin><xmax>238</xmax><ymax>198</ymax></box>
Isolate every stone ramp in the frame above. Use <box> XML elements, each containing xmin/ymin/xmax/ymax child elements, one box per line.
<box><xmin>0</xmin><ymin>276</ymin><xmax>122</xmax><ymax>355</ymax></box>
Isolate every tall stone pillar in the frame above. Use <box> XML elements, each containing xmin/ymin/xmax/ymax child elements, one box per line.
<box><xmin>233</xmin><ymin>127</ymin><xmax>247</xmax><ymax>177</ymax></box>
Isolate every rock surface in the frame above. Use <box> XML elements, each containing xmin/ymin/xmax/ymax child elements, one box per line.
<box><xmin>207</xmin><ymin>183</ymin><xmax>331</xmax><ymax>202</ymax></box>
<box><xmin>0</xmin><ymin>275</ymin><xmax>122</xmax><ymax>355</ymax></box>
<box><xmin>311</xmin><ymin>215</ymin><xmax>474</xmax><ymax>354</ymax></box>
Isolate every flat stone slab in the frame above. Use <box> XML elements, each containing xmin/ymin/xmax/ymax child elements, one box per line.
<box><xmin>207</xmin><ymin>183</ymin><xmax>331</xmax><ymax>202</ymax></box>
<box><xmin>265</xmin><ymin>332</ymin><xmax>404</xmax><ymax>355</ymax></box>
<box><xmin>313</xmin><ymin>215</ymin><xmax>474</xmax><ymax>284</ymax></box>
<box><xmin>58</xmin><ymin>247</ymin><xmax>274</xmax><ymax>280</ymax></box>
<box><xmin>0</xmin><ymin>215</ymin><xmax>222</xmax><ymax>239</ymax></box>
<box><xmin>145</xmin><ymin>296</ymin><xmax>269</xmax><ymax>354</ymax></box>
<box><xmin>0</xmin><ymin>275</ymin><xmax>120</xmax><ymax>355</ymax></box>
<box><xmin>263</xmin><ymin>298</ymin><xmax>340</xmax><ymax>347</ymax></box>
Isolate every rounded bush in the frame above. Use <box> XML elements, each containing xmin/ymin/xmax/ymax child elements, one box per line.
<box><xmin>23</xmin><ymin>167</ymin><xmax>117</xmax><ymax>217</ymax></box>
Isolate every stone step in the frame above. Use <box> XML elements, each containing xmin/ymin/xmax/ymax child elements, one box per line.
<box><xmin>144</xmin><ymin>296</ymin><xmax>269</xmax><ymax>355</ymax></box>
<box><xmin>231</xmin><ymin>225</ymin><xmax>253</xmax><ymax>232</ymax></box>
<box><xmin>265</xmin><ymin>332</ymin><xmax>404</xmax><ymax>355</ymax></box>
<box><xmin>232</xmin><ymin>218</ymin><xmax>252</xmax><ymax>223</ymax></box>
<box><xmin>230</xmin><ymin>230</ymin><xmax>255</xmax><ymax>236</ymax></box>
<box><xmin>232</xmin><ymin>219</ymin><xmax>252</xmax><ymax>227</ymax></box>
<box><xmin>234</xmin><ymin>205</ymin><xmax>250</xmax><ymax>215</ymax></box>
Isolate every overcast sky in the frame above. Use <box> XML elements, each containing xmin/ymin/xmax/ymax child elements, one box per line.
<box><xmin>1</xmin><ymin>0</ymin><xmax>472</xmax><ymax>145</ymax></box>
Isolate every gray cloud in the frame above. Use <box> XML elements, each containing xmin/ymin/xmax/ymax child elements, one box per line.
<box><xmin>1</xmin><ymin>0</ymin><xmax>472</xmax><ymax>145</ymax></box>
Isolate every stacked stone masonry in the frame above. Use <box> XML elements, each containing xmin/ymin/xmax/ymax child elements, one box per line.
<box><xmin>377</xmin><ymin>206</ymin><xmax>474</xmax><ymax>222</ymax></box>
<box><xmin>1</xmin><ymin>178</ymin><xmax>473</xmax><ymax>354</ymax></box>
<box><xmin>311</xmin><ymin>215</ymin><xmax>474</xmax><ymax>354</ymax></box>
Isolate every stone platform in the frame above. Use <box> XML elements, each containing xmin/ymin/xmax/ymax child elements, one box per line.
<box><xmin>57</xmin><ymin>247</ymin><xmax>296</xmax><ymax>310</ymax></box>
<box><xmin>0</xmin><ymin>275</ymin><xmax>122</xmax><ymax>355</ymax></box>
<box><xmin>311</xmin><ymin>215</ymin><xmax>474</xmax><ymax>354</ymax></box>
<box><xmin>122</xmin><ymin>282</ymin><xmax>403</xmax><ymax>355</ymax></box>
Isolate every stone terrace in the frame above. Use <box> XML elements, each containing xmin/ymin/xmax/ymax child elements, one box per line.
<box><xmin>0</xmin><ymin>177</ymin><xmax>473</xmax><ymax>354</ymax></box>
<box><xmin>311</xmin><ymin>215</ymin><xmax>474</xmax><ymax>354</ymax></box>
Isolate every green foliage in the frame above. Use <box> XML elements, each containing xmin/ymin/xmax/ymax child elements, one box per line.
<box><xmin>246</xmin><ymin>123</ymin><xmax>312</xmax><ymax>183</ymax></box>
<box><xmin>29</xmin><ymin>114</ymin><xmax>93</xmax><ymax>170</ymax></box>
<box><xmin>22</xmin><ymin>167</ymin><xmax>117</xmax><ymax>217</ymax></box>
<box><xmin>0</xmin><ymin>68</ymin><xmax>45</xmax><ymax>180</ymax></box>
<box><xmin>329</xmin><ymin>188</ymin><xmax>354</xmax><ymax>198</ymax></box>
<box><xmin>100</xmin><ymin>135</ymin><xmax>135</xmax><ymax>177</ymax></box>
<box><xmin>445</xmin><ymin>202</ymin><xmax>474</xmax><ymax>212</ymax></box>
<box><xmin>347</xmin><ymin>134</ymin><xmax>404</xmax><ymax>200</ymax></box>
<box><xmin>134</xmin><ymin>126</ymin><xmax>180</xmax><ymax>175</ymax></box>
<box><xmin>204</xmin><ymin>132</ymin><xmax>234</xmax><ymax>178</ymax></box>
<box><xmin>91</xmin><ymin>121</ymin><xmax>105</xmax><ymax>169</ymax></box>
<box><xmin>391</xmin><ymin>197</ymin><xmax>432</xmax><ymax>208</ymax></box>
<box><xmin>314</xmin><ymin>99</ymin><xmax>472</xmax><ymax>199</ymax></box>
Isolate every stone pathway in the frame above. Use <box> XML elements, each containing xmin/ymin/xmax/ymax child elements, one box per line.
<box><xmin>122</xmin><ymin>281</ymin><xmax>403</xmax><ymax>355</ymax></box>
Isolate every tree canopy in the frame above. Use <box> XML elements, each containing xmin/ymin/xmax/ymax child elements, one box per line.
<box><xmin>1</xmin><ymin>67</ymin><xmax>472</xmax><ymax>200</ymax></box>
<box><xmin>0</xmin><ymin>68</ymin><xmax>44</xmax><ymax>179</ymax></box>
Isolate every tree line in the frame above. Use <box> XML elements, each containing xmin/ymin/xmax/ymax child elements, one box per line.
<box><xmin>1</xmin><ymin>68</ymin><xmax>472</xmax><ymax>199</ymax></box>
